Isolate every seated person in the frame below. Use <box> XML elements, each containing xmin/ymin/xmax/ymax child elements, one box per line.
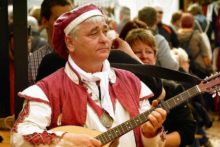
<box><xmin>11</xmin><ymin>4</ymin><xmax>167</xmax><ymax>147</ymax></box>
<box><xmin>125</xmin><ymin>28</ymin><xmax>196</xmax><ymax>146</ymax></box>
<box><xmin>172</xmin><ymin>48</ymin><xmax>213</xmax><ymax>146</ymax></box>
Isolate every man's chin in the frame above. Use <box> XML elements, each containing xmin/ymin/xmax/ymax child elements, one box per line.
<box><xmin>98</xmin><ymin>52</ymin><xmax>110</xmax><ymax>61</ymax></box>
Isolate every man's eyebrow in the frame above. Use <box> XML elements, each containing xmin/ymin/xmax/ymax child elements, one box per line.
<box><xmin>89</xmin><ymin>24</ymin><xmax>109</xmax><ymax>33</ymax></box>
<box><xmin>103</xmin><ymin>24</ymin><xmax>108</xmax><ymax>28</ymax></box>
<box><xmin>104</xmin><ymin>24</ymin><xmax>109</xmax><ymax>30</ymax></box>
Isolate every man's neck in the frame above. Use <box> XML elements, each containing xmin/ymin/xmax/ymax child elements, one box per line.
<box><xmin>79</xmin><ymin>64</ymin><xmax>103</xmax><ymax>73</ymax></box>
<box><xmin>71</xmin><ymin>58</ymin><xmax>103</xmax><ymax>73</ymax></box>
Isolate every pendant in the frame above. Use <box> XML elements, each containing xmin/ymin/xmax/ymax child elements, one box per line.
<box><xmin>100</xmin><ymin>111</ymin><xmax>113</xmax><ymax>129</ymax></box>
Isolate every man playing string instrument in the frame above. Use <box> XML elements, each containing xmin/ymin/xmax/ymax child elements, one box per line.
<box><xmin>11</xmin><ymin>4</ymin><xmax>167</xmax><ymax>147</ymax></box>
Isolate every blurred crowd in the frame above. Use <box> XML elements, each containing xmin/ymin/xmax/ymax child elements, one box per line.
<box><xmin>3</xmin><ymin>0</ymin><xmax>220</xmax><ymax>147</ymax></box>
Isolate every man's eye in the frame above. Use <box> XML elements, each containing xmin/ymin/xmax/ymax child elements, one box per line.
<box><xmin>90</xmin><ymin>31</ymin><xmax>98</xmax><ymax>35</ymax></box>
<box><xmin>103</xmin><ymin>29</ymin><xmax>108</xmax><ymax>34</ymax></box>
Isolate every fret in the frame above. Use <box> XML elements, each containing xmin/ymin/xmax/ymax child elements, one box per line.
<box><xmin>186</xmin><ymin>89</ymin><xmax>191</xmax><ymax>98</ymax></box>
<box><xmin>114</xmin><ymin>128</ymin><xmax>120</xmax><ymax>136</ymax></box>
<box><xmin>134</xmin><ymin>116</ymin><xmax>141</xmax><ymax>125</ymax></box>
<box><xmin>142</xmin><ymin>110</ymin><xmax>152</xmax><ymax>121</ymax></box>
<box><xmin>195</xmin><ymin>86</ymin><xmax>199</xmax><ymax>94</ymax></box>
<box><xmin>173</xmin><ymin>94</ymin><xmax>181</xmax><ymax>105</ymax></box>
<box><xmin>96</xmin><ymin>133</ymin><xmax>107</xmax><ymax>144</ymax></box>
<box><xmin>130</xmin><ymin>119</ymin><xmax>136</xmax><ymax>129</ymax></box>
<box><xmin>106</xmin><ymin>126</ymin><xmax>122</xmax><ymax>142</ymax></box>
<box><xmin>115</xmin><ymin>127</ymin><xmax>122</xmax><ymax>136</ymax></box>
<box><xmin>189</xmin><ymin>87</ymin><xmax>199</xmax><ymax>96</ymax></box>
<box><xmin>118</xmin><ymin>123</ymin><xmax>124</xmax><ymax>134</ymax></box>
<box><xmin>118</xmin><ymin>123</ymin><xmax>125</xmax><ymax>135</ymax></box>
<box><xmin>165</xmin><ymin>100</ymin><xmax>171</xmax><ymax>110</ymax></box>
<box><xmin>125</xmin><ymin>122</ymin><xmax>132</xmax><ymax>130</ymax></box>
<box><xmin>121</xmin><ymin>122</ymin><xmax>129</xmax><ymax>132</ymax></box>
<box><xmin>96</xmin><ymin>135</ymin><xmax>102</xmax><ymax>144</ymax></box>
<box><xmin>179</xmin><ymin>94</ymin><xmax>184</xmax><ymax>105</ymax></box>
<box><xmin>110</xmin><ymin>128</ymin><xmax>117</xmax><ymax>139</ymax></box>
<box><xmin>102</xmin><ymin>133</ymin><xmax>110</xmax><ymax>144</ymax></box>
<box><xmin>139</xmin><ymin>114</ymin><xmax>146</xmax><ymax>123</ymax></box>
<box><xmin>172</xmin><ymin>97</ymin><xmax>177</xmax><ymax>105</ymax></box>
<box><xmin>102</xmin><ymin>131</ymin><xmax>111</xmax><ymax>143</ymax></box>
<box><xmin>165</xmin><ymin>100</ymin><xmax>172</xmax><ymax>110</ymax></box>
<box><xmin>169</xmin><ymin>99</ymin><xmax>175</xmax><ymax>107</ymax></box>
<box><xmin>135</xmin><ymin>115</ymin><xmax>143</xmax><ymax>124</ymax></box>
<box><xmin>181</xmin><ymin>91</ymin><xmax>189</xmax><ymax>102</ymax></box>
<box><xmin>133</xmin><ymin>117</ymin><xmax>138</xmax><ymax>126</ymax></box>
<box><xmin>107</xmin><ymin>131</ymin><xmax>114</xmax><ymax>141</ymax></box>
<box><xmin>160</xmin><ymin>100</ymin><xmax>170</xmax><ymax>111</ymax></box>
<box><xmin>166</xmin><ymin>96</ymin><xmax>178</xmax><ymax>110</ymax></box>
<box><xmin>103</xmin><ymin>133</ymin><xmax>109</xmax><ymax>143</ymax></box>
<box><xmin>138</xmin><ymin>114</ymin><xmax>143</xmax><ymax>121</ymax></box>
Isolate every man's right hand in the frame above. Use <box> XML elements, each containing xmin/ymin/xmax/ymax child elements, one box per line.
<box><xmin>56</xmin><ymin>133</ymin><xmax>102</xmax><ymax>147</ymax></box>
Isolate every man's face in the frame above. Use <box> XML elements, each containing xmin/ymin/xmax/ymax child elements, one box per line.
<box><xmin>69</xmin><ymin>16</ymin><xmax>111</xmax><ymax>66</ymax></box>
<box><xmin>44</xmin><ymin>5</ymin><xmax>72</xmax><ymax>43</ymax></box>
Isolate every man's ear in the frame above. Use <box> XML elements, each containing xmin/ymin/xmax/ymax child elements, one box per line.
<box><xmin>65</xmin><ymin>35</ymin><xmax>75</xmax><ymax>52</ymax></box>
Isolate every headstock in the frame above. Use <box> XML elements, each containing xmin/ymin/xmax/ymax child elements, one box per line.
<box><xmin>198</xmin><ymin>72</ymin><xmax>220</xmax><ymax>97</ymax></box>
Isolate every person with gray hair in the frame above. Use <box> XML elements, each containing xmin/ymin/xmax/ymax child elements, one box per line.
<box><xmin>117</xmin><ymin>6</ymin><xmax>131</xmax><ymax>33</ymax></box>
<box><xmin>11</xmin><ymin>4</ymin><xmax>167</xmax><ymax>147</ymax></box>
<box><xmin>27</xmin><ymin>16</ymin><xmax>47</xmax><ymax>52</ymax></box>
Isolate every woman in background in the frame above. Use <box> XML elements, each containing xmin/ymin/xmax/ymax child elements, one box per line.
<box><xmin>125</xmin><ymin>28</ymin><xmax>196</xmax><ymax>147</ymax></box>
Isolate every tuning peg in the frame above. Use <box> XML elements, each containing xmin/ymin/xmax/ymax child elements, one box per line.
<box><xmin>212</xmin><ymin>92</ymin><xmax>216</xmax><ymax>98</ymax></box>
<box><xmin>218</xmin><ymin>91</ymin><xmax>220</xmax><ymax>96</ymax></box>
<box><xmin>204</xmin><ymin>78</ymin><xmax>209</xmax><ymax>82</ymax></box>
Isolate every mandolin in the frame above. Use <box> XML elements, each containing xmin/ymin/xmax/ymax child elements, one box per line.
<box><xmin>52</xmin><ymin>72</ymin><xmax>220</xmax><ymax>146</ymax></box>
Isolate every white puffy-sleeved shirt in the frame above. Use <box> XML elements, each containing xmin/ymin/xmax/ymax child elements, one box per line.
<box><xmin>11</xmin><ymin>58</ymin><xmax>165</xmax><ymax>147</ymax></box>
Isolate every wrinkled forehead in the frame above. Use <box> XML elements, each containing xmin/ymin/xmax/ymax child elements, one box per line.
<box><xmin>83</xmin><ymin>15</ymin><xmax>106</xmax><ymax>24</ymax></box>
<box><xmin>77</xmin><ymin>15</ymin><xmax>108</xmax><ymax>31</ymax></box>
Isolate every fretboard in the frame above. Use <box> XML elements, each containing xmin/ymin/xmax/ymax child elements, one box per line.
<box><xmin>95</xmin><ymin>85</ymin><xmax>201</xmax><ymax>145</ymax></box>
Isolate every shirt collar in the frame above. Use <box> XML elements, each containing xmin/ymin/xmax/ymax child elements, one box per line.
<box><xmin>64</xmin><ymin>55</ymin><xmax>116</xmax><ymax>84</ymax></box>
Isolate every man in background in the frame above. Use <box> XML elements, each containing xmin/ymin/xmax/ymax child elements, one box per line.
<box><xmin>28</xmin><ymin>0</ymin><xmax>72</xmax><ymax>85</ymax></box>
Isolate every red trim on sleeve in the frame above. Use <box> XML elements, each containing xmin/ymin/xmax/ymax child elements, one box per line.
<box><xmin>23</xmin><ymin>131</ymin><xmax>60</xmax><ymax>145</ymax></box>
<box><xmin>12</xmin><ymin>102</ymin><xmax>30</xmax><ymax>132</ymax></box>
<box><xmin>18</xmin><ymin>92</ymin><xmax>50</xmax><ymax>106</ymax></box>
<box><xmin>12</xmin><ymin>97</ymin><xmax>50</xmax><ymax>133</ymax></box>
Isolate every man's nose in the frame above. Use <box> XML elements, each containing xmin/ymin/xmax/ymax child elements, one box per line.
<box><xmin>99</xmin><ymin>32</ymin><xmax>109</xmax><ymax>42</ymax></box>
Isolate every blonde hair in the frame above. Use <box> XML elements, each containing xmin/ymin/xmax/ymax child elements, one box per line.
<box><xmin>125</xmin><ymin>28</ymin><xmax>158</xmax><ymax>55</ymax></box>
<box><xmin>171</xmin><ymin>48</ymin><xmax>189</xmax><ymax>64</ymax></box>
